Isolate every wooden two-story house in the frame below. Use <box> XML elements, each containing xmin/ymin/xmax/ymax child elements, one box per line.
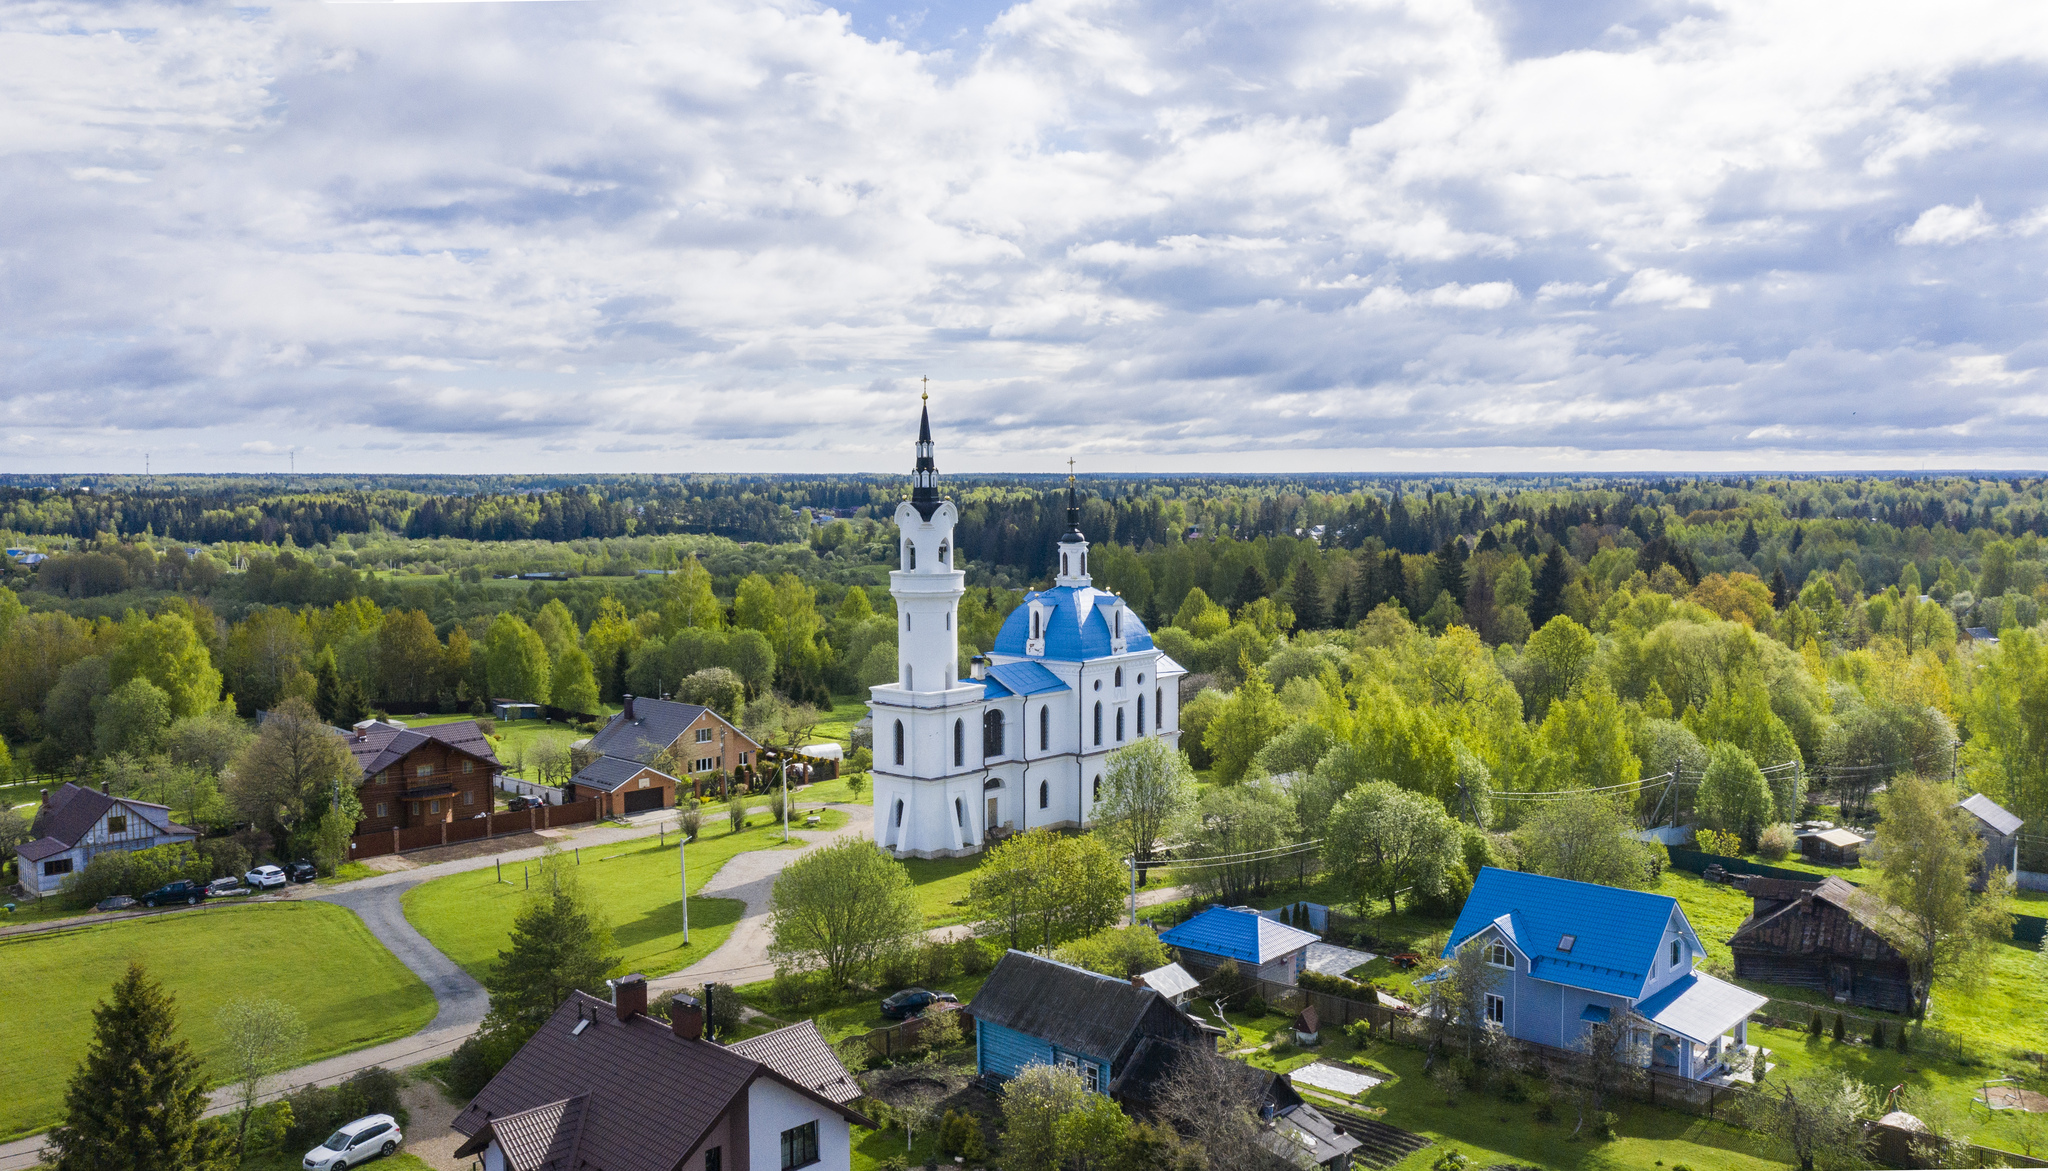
<box><xmin>566</xmin><ymin>695</ymin><xmax>762</xmax><ymax>816</ymax></box>
<box><xmin>349</xmin><ymin>720</ymin><xmax>501</xmax><ymax>835</ymax></box>
<box><xmin>17</xmin><ymin>782</ymin><xmax>201</xmax><ymax>896</ymax></box>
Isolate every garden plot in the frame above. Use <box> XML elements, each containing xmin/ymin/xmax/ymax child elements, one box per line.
<box><xmin>1288</xmin><ymin>1061</ymin><xmax>1384</xmax><ymax>1096</ymax></box>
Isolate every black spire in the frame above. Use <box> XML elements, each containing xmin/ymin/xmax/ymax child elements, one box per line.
<box><xmin>910</xmin><ymin>394</ymin><xmax>940</xmax><ymax>521</ymax></box>
<box><xmin>1058</xmin><ymin>463</ymin><xmax>1085</xmax><ymax>546</ymax></box>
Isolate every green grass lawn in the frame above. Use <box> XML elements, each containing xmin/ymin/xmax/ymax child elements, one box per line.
<box><xmin>903</xmin><ymin>855</ymin><xmax>984</xmax><ymax>928</ymax></box>
<box><xmin>401</xmin><ymin>810</ymin><xmax>845</xmax><ymax>982</ymax></box>
<box><xmin>404</xmin><ymin>711</ymin><xmax>610</xmax><ymax>785</ymax></box>
<box><xmin>736</xmin><ymin>969</ymin><xmax>997</xmax><ymax>1048</ymax></box>
<box><xmin>809</xmin><ymin>694</ymin><xmax>870</xmax><ymax>749</ymax></box>
<box><xmin>0</xmin><ymin>902</ymin><xmax>436</xmax><ymax>1141</ymax></box>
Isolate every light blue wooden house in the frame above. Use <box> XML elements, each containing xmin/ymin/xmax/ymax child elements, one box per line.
<box><xmin>1438</xmin><ymin>867</ymin><xmax>1768</xmax><ymax>1081</ymax></box>
<box><xmin>969</xmin><ymin>950</ymin><xmax>1210</xmax><ymax>1095</ymax></box>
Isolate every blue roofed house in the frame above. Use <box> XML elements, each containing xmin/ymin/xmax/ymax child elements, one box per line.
<box><xmin>1440</xmin><ymin>868</ymin><xmax>1769</xmax><ymax>1082</ymax></box>
<box><xmin>1159</xmin><ymin>905</ymin><xmax>1320</xmax><ymax>985</ymax></box>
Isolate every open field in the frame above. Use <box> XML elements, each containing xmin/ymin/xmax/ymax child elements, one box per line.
<box><xmin>402</xmin><ymin>809</ymin><xmax>846</xmax><ymax>982</ymax></box>
<box><xmin>809</xmin><ymin>694</ymin><xmax>870</xmax><ymax>749</ymax></box>
<box><xmin>0</xmin><ymin>902</ymin><xmax>436</xmax><ymax>1141</ymax></box>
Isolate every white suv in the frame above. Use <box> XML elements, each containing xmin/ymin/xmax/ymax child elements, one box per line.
<box><xmin>303</xmin><ymin>1113</ymin><xmax>402</xmax><ymax>1169</ymax></box>
<box><xmin>246</xmin><ymin>865</ymin><xmax>288</xmax><ymax>891</ymax></box>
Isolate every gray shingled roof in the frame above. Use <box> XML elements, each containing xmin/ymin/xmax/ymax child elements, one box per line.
<box><xmin>569</xmin><ymin>755</ymin><xmax>680</xmax><ymax>794</ymax></box>
<box><xmin>349</xmin><ymin>720</ymin><xmax>500</xmax><ymax>779</ymax></box>
<box><xmin>728</xmin><ymin>1020</ymin><xmax>861</xmax><ymax>1104</ymax></box>
<box><xmin>451</xmin><ymin>992</ymin><xmax>867</xmax><ymax>1171</ymax></box>
<box><xmin>971</xmin><ymin>950</ymin><xmax>1177</xmax><ymax>1063</ymax></box>
<box><xmin>587</xmin><ymin>699</ymin><xmax>713</xmax><ymax>765</ymax></box>
<box><xmin>1959</xmin><ymin>792</ymin><xmax>2023</xmax><ymax>836</ymax></box>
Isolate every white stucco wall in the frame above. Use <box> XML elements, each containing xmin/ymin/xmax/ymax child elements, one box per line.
<box><xmin>747</xmin><ymin>1077</ymin><xmax>851</xmax><ymax>1171</ymax></box>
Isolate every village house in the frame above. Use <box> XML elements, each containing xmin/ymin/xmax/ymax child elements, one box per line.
<box><xmin>1728</xmin><ymin>876</ymin><xmax>1926</xmax><ymax>1015</ymax></box>
<box><xmin>1797</xmin><ymin>826</ymin><xmax>1866</xmax><ymax>866</ymax></box>
<box><xmin>1437</xmin><ymin>868</ymin><xmax>1768</xmax><ymax>1082</ymax></box>
<box><xmin>1159</xmin><ymin>905</ymin><xmax>1320</xmax><ymax>985</ymax></box>
<box><xmin>16</xmin><ymin>782</ymin><xmax>200</xmax><ymax>897</ymax></box>
<box><xmin>453</xmin><ymin>976</ymin><xmax>868</xmax><ymax>1171</ymax></box>
<box><xmin>1956</xmin><ymin>792</ymin><xmax>2022</xmax><ymax>889</ymax></box>
<box><xmin>566</xmin><ymin>695</ymin><xmax>762</xmax><ymax>816</ymax></box>
<box><xmin>349</xmin><ymin>720</ymin><xmax>501</xmax><ymax>836</ymax></box>
<box><xmin>969</xmin><ymin>950</ymin><xmax>1215</xmax><ymax>1095</ymax></box>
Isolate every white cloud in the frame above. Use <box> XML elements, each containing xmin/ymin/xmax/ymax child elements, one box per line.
<box><xmin>1612</xmin><ymin>269</ymin><xmax>1712</xmax><ymax>309</ymax></box>
<box><xmin>2</xmin><ymin>0</ymin><xmax>2048</xmax><ymax>470</ymax></box>
<box><xmin>1898</xmin><ymin>199</ymin><xmax>1998</xmax><ymax>245</ymax></box>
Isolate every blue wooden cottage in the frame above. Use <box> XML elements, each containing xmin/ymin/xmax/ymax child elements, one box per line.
<box><xmin>969</xmin><ymin>951</ymin><xmax>1211</xmax><ymax>1093</ymax></box>
<box><xmin>1438</xmin><ymin>867</ymin><xmax>1768</xmax><ymax>1081</ymax></box>
<box><xmin>1159</xmin><ymin>905</ymin><xmax>1320</xmax><ymax>984</ymax></box>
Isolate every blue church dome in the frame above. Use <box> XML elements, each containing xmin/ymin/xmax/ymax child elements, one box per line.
<box><xmin>992</xmin><ymin>585</ymin><xmax>1154</xmax><ymax>661</ymax></box>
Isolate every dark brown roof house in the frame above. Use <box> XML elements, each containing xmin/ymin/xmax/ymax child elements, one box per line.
<box><xmin>452</xmin><ymin>975</ymin><xmax>869</xmax><ymax>1171</ymax></box>
<box><xmin>1728</xmin><ymin>876</ymin><xmax>1927</xmax><ymax>1015</ymax></box>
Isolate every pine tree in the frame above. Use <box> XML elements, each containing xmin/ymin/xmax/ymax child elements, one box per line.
<box><xmin>1289</xmin><ymin>561</ymin><xmax>1327</xmax><ymax>630</ymax></box>
<box><xmin>1769</xmin><ymin>567</ymin><xmax>1791</xmax><ymax>610</ymax></box>
<box><xmin>1738</xmin><ymin>521</ymin><xmax>1761</xmax><ymax>559</ymax></box>
<box><xmin>1531</xmin><ymin>545</ymin><xmax>1570</xmax><ymax>628</ymax></box>
<box><xmin>49</xmin><ymin>962</ymin><xmax>230</xmax><ymax>1171</ymax></box>
<box><xmin>1433</xmin><ymin>537</ymin><xmax>1468</xmax><ymax>602</ymax></box>
<box><xmin>1233</xmin><ymin>563</ymin><xmax>1271</xmax><ymax>611</ymax></box>
<box><xmin>487</xmin><ymin>856</ymin><xmax>622</xmax><ymax>1026</ymax></box>
<box><xmin>312</xmin><ymin>649</ymin><xmax>342</xmax><ymax>723</ymax></box>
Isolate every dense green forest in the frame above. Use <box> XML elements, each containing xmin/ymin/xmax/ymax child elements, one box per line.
<box><xmin>3</xmin><ymin>471</ymin><xmax>2046</xmax><ymax>872</ymax></box>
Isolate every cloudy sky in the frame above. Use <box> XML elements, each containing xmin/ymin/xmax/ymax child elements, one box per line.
<box><xmin>3</xmin><ymin>0</ymin><xmax>2047</xmax><ymax>474</ymax></box>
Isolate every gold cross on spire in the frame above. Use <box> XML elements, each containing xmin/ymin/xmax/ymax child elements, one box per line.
<box><xmin>921</xmin><ymin>375</ymin><xmax>928</xmax><ymax>402</ymax></box>
<box><xmin>1067</xmin><ymin>457</ymin><xmax>1075</xmax><ymax>483</ymax></box>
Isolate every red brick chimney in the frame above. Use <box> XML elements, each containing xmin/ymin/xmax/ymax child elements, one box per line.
<box><xmin>610</xmin><ymin>973</ymin><xmax>647</xmax><ymax>1021</ymax></box>
<box><xmin>669</xmin><ymin>992</ymin><xmax>704</xmax><ymax>1040</ymax></box>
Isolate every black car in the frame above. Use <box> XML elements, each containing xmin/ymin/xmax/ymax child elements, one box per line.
<box><xmin>880</xmin><ymin>988</ymin><xmax>959</xmax><ymax>1021</ymax></box>
<box><xmin>286</xmin><ymin>860</ymin><xmax>318</xmax><ymax>884</ymax></box>
<box><xmin>141</xmin><ymin>880</ymin><xmax>209</xmax><ymax>908</ymax></box>
<box><xmin>504</xmin><ymin>796</ymin><xmax>534</xmax><ymax>812</ymax></box>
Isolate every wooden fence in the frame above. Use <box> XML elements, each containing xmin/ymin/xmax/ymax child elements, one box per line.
<box><xmin>859</xmin><ymin>1004</ymin><xmax>965</xmax><ymax>1059</ymax></box>
<box><xmin>347</xmin><ymin>797</ymin><xmax>598</xmax><ymax>860</ymax></box>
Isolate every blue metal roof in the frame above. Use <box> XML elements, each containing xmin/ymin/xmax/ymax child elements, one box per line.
<box><xmin>1443</xmin><ymin>868</ymin><xmax>1687</xmax><ymax>1000</ymax></box>
<box><xmin>980</xmin><ymin>660</ymin><xmax>1071</xmax><ymax>699</ymax></box>
<box><xmin>992</xmin><ymin>585</ymin><xmax>1154</xmax><ymax>661</ymax></box>
<box><xmin>1579</xmin><ymin>1004</ymin><xmax>1611</xmax><ymax>1023</ymax></box>
<box><xmin>1160</xmin><ymin>906</ymin><xmax>1319</xmax><ymax>966</ymax></box>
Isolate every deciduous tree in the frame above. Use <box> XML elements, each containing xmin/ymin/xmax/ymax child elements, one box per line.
<box><xmin>769</xmin><ymin>839</ymin><xmax>921</xmax><ymax>987</ymax></box>
<box><xmin>225</xmin><ymin>697</ymin><xmax>358</xmax><ymax>857</ymax></box>
<box><xmin>1874</xmin><ymin>776</ymin><xmax>2014</xmax><ymax>1011</ymax></box>
<box><xmin>1739</xmin><ymin>1072</ymin><xmax>1871</xmax><ymax>1171</ymax></box>
<box><xmin>1513</xmin><ymin>793</ymin><xmax>1655</xmax><ymax>889</ymax></box>
<box><xmin>1202</xmin><ymin>663</ymin><xmax>1288</xmax><ymax>783</ymax></box>
<box><xmin>485</xmin><ymin>614</ymin><xmax>551</xmax><ymax>704</ymax></box>
<box><xmin>214</xmin><ymin>997</ymin><xmax>306</xmax><ymax>1156</ymax></box>
<box><xmin>1328</xmin><ymin>781</ymin><xmax>1462</xmax><ymax>915</ymax></box>
<box><xmin>1695</xmin><ymin>742</ymin><xmax>1774</xmax><ymax>847</ymax></box>
<box><xmin>1094</xmin><ymin>738</ymin><xmax>1195</xmax><ymax>874</ymax></box>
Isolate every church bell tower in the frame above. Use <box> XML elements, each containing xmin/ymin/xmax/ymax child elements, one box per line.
<box><xmin>890</xmin><ymin>392</ymin><xmax>964</xmax><ymax>692</ymax></box>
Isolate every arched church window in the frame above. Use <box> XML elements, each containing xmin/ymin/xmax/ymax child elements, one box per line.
<box><xmin>1093</xmin><ymin>702</ymin><xmax>1102</xmax><ymax>746</ymax></box>
<box><xmin>904</xmin><ymin>664</ymin><xmax>913</xmax><ymax>690</ymax></box>
<box><xmin>955</xmin><ymin>797</ymin><xmax>964</xmax><ymax>827</ymax></box>
<box><xmin>946</xmin><ymin>612</ymin><xmax>951</xmax><ymax>630</ymax></box>
<box><xmin>1115</xmin><ymin>610</ymin><xmax>1122</xmax><ymax>637</ymax></box>
<box><xmin>1039</xmin><ymin>706</ymin><xmax>1049</xmax><ymax>750</ymax></box>
<box><xmin>1092</xmin><ymin>776</ymin><xmax>1101</xmax><ymax>802</ymax></box>
<box><xmin>939</xmin><ymin>540</ymin><xmax>949</xmax><ymax>566</ymax></box>
<box><xmin>1032</xmin><ymin>610</ymin><xmax>1041</xmax><ymax>640</ymax></box>
<box><xmin>1039</xmin><ymin>781</ymin><xmax>1049</xmax><ymax>809</ymax></box>
<box><xmin>954</xmin><ymin>719</ymin><xmax>964</xmax><ymax>768</ymax></box>
<box><xmin>1062</xmin><ymin>553</ymin><xmax>1069</xmax><ymax>576</ymax></box>
<box><xmin>1138</xmin><ymin>695</ymin><xmax>1146</xmax><ymax>734</ymax></box>
<box><xmin>908</xmin><ymin>542</ymin><xmax>917</xmax><ymax>571</ymax></box>
<box><xmin>1116</xmin><ymin>708</ymin><xmax>1125</xmax><ymax>741</ymax></box>
<box><xmin>894</xmin><ymin>799</ymin><xmax>904</xmax><ymax>827</ymax></box>
<box><xmin>1114</xmin><ymin>667</ymin><xmax>1123</xmax><ymax>687</ymax></box>
<box><xmin>984</xmin><ymin>710</ymin><xmax>1005</xmax><ymax>757</ymax></box>
<box><xmin>893</xmin><ymin>720</ymin><xmax>905</xmax><ymax>767</ymax></box>
<box><xmin>1081</xmin><ymin>552</ymin><xmax>1087</xmax><ymax>574</ymax></box>
<box><xmin>1157</xmin><ymin>688</ymin><xmax>1164</xmax><ymax>729</ymax></box>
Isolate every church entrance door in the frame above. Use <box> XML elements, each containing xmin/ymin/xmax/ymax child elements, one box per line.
<box><xmin>987</xmin><ymin>797</ymin><xmax>1000</xmax><ymax>838</ymax></box>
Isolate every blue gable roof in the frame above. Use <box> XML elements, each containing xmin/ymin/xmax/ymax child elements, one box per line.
<box><xmin>1159</xmin><ymin>905</ymin><xmax>1318</xmax><ymax>965</ymax></box>
<box><xmin>1443</xmin><ymin>868</ymin><xmax>1685</xmax><ymax>1000</ymax></box>
<box><xmin>980</xmin><ymin>660</ymin><xmax>1071</xmax><ymax>699</ymax></box>
<box><xmin>991</xmin><ymin>585</ymin><xmax>1154</xmax><ymax>661</ymax></box>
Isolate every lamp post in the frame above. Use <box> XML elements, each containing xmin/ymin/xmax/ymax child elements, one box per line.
<box><xmin>781</xmin><ymin>748</ymin><xmax>791</xmax><ymax>843</ymax></box>
<box><xmin>679</xmin><ymin>813</ymin><xmax>690</xmax><ymax>945</ymax></box>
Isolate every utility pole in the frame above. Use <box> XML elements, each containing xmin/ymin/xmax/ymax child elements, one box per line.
<box><xmin>781</xmin><ymin>751</ymin><xmax>790</xmax><ymax>843</ymax></box>
<box><xmin>1127</xmin><ymin>856</ymin><xmax>1138</xmax><ymax>925</ymax></box>
<box><xmin>679</xmin><ymin>817</ymin><xmax>690</xmax><ymax>944</ymax></box>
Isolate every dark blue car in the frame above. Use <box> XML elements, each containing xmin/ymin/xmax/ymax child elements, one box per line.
<box><xmin>880</xmin><ymin>988</ymin><xmax>958</xmax><ymax>1020</ymax></box>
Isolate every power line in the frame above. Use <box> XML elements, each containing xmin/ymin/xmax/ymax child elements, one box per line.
<box><xmin>1151</xmin><ymin>838</ymin><xmax>1324</xmax><ymax>867</ymax></box>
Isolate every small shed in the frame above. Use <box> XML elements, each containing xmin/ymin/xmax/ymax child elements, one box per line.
<box><xmin>1292</xmin><ymin>1006</ymin><xmax>1320</xmax><ymax>1046</ymax></box>
<box><xmin>1956</xmin><ymin>792</ymin><xmax>2022</xmax><ymax>889</ymax></box>
<box><xmin>492</xmin><ymin>701</ymin><xmax>545</xmax><ymax>721</ymax></box>
<box><xmin>1799</xmin><ymin>827</ymin><xmax>1864</xmax><ymax>865</ymax></box>
<box><xmin>1729</xmin><ymin>877</ymin><xmax>1925</xmax><ymax>1014</ymax></box>
<box><xmin>1133</xmin><ymin>962</ymin><xmax>1200</xmax><ymax>1007</ymax></box>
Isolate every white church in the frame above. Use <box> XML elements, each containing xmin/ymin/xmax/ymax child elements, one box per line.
<box><xmin>870</xmin><ymin>400</ymin><xmax>1184</xmax><ymax>858</ymax></box>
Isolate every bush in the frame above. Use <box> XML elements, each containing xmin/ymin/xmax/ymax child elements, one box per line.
<box><xmin>1243</xmin><ymin>994</ymin><xmax>1268</xmax><ymax>1018</ymax></box>
<box><xmin>936</xmin><ymin>1109</ymin><xmax>987</xmax><ymax>1161</ymax></box>
<box><xmin>1870</xmin><ymin>1021</ymin><xmax>1886</xmax><ymax>1048</ymax></box>
<box><xmin>62</xmin><ymin>843</ymin><xmax>209</xmax><ymax>907</ymax></box>
<box><xmin>196</xmin><ymin>837</ymin><xmax>250</xmax><ymax>880</ymax></box>
<box><xmin>681</xmin><ymin>807</ymin><xmax>702</xmax><ymax>841</ymax></box>
<box><xmin>878</xmin><ymin>947</ymin><xmax>921</xmax><ymax>992</ymax></box>
<box><xmin>768</xmin><ymin>789</ymin><xmax>788</xmax><ymax>826</ymax></box>
<box><xmin>727</xmin><ymin>792</ymin><xmax>748</xmax><ymax>832</ymax></box>
<box><xmin>282</xmin><ymin>1067</ymin><xmax>408</xmax><ymax>1152</ymax></box>
<box><xmin>447</xmin><ymin>1024</ymin><xmax>530</xmax><ymax>1100</ymax></box>
<box><xmin>1833</xmin><ymin>1013</ymin><xmax>1845</xmax><ymax>1042</ymax></box>
<box><xmin>1757</xmin><ymin>823</ymin><xmax>1797</xmax><ymax>861</ymax></box>
<box><xmin>1810</xmin><ymin>1012</ymin><xmax>1823</xmax><ymax>1038</ymax></box>
<box><xmin>917</xmin><ymin>939</ymin><xmax>955</xmax><ymax>984</ymax></box>
<box><xmin>953</xmin><ymin>935</ymin><xmax>995</xmax><ymax>975</ymax></box>
<box><xmin>1694</xmin><ymin>828</ymin><xmax>1743</xmax><ymax>857</ymax></box>
<box><xmin>1299</xmin><ymin>970</ymin><xmax>1372</xmax><ymax>998</ymax></box>
<box><xmin>475</xmin><ymin>716</ymin><xmax>497</xmax><ymax>736</ymax></box>
<box><xmin>705</xmin><ymin>983</ymin><xmax>744</xmax><ymax>1037</ymax></box>
<box><xmin>1897</xmin><ymin>1026</ymin><xmax>1910</xmax><ymax>1053</ymax></box>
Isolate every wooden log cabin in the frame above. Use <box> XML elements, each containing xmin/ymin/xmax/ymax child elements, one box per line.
<box><xmin>1727</xmin><ymin>877</ymin><xmax>1926</xmax><ymax>1015</ymax></box>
